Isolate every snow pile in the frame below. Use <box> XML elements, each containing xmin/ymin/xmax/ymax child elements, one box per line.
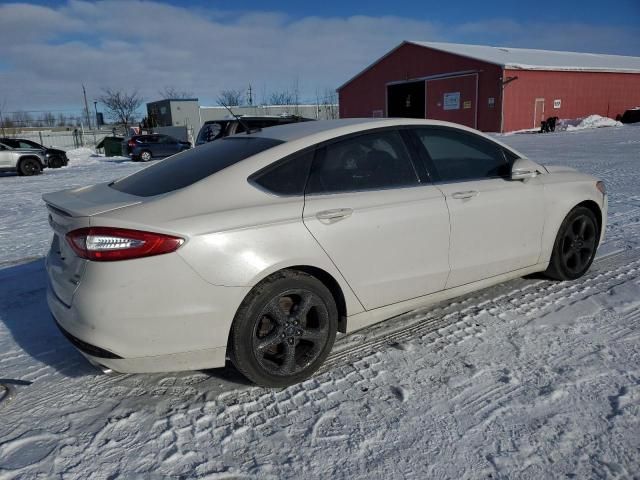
<box><xmin>65</xmin><ymin>147</ymin><xmax>102</xmax><ymax>165</ymax></box>
<box><xmin>564</xmin><ymin>114</ymin><xmax>623</xmax><ymax>131</ymax></box>
<box><xmin>66</xmin><ymin>147</ymin><xmax>129</xmax><ymax>165</ymax></box>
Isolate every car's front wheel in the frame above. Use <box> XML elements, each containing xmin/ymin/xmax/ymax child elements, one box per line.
<box><xmin>230</xmin><ymin>270</ymin><xmax>338</xmax><ymax>388</ymax></box>
<box><xmin>545</xmin><ymin>206</ymin><xmax>599</xmax><ymax>280</ymax></box>
<box><xmin>48</xmin><ymin>156</ymin><xmax>64</xmax><ymax>168</ymax></box>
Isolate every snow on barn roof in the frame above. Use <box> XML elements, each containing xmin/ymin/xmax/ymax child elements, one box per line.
<box><xmin>410</xmin><ymin>41</ymin><xmax>640</xmax><ymax>73</ymax></box>
<box><xmin>338</xmin><ymin>41</ymin><xmax>640</xmax><ymax>90</ymax></box>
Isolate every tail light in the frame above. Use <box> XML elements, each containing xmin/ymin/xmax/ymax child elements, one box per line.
<box><xmin>127</xmin><ymin>139</ymin><xmax>137</xmax><ymax>150</ymax></box>
<box><xmin>596</xmin><ymin>181</ymin><xmax>606</xmax><ymax>195</ymax></box>
<box><xmin>66</xmin><ymin>227</ymin><xmax>184</xmax><ymax>261</ymax></box>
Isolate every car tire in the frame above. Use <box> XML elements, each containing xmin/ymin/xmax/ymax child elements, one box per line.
<box><xmin>18</xmin><ymin>158</ymin><xmax>42</xmax><ymax>176</ymax></box>
<box><xmin>140</xmin><ymin>150</ymin><xmax>152</xmax><ymax>162</ymax></box>
<box><xmin>49</xmin><ymin>156</ymin><xmax>64</xmax><ymax>168</ymax></box>
<box><xmin>545</xmin><ymin>206</ymin><xmax>599</xmax><ymax>281</ymax></box>
<box><xmin>230</xmin><ymin>270</ymin><xmax>338</xmax><ymax>388</ymax></box>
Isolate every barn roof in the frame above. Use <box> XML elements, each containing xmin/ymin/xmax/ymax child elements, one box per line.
<box><xmin>338</xmin><ymin>41</ymin><xmax>640</xmax><ymax>90</ymax></box>
<box><xmin>410</xmin><ymin>41</ymin><xmax>640</xmax><ymax>73</ymax></box>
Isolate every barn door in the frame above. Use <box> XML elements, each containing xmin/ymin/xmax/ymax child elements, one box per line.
<box><xmin>387</xmin><ymin>81</ymin><xmax>426</xmax><ymax>118</ymax></box>
<box><xmin>533</xmin><ymin>98</ymin><xmax>545</xmax><ymax>128</ymax></box>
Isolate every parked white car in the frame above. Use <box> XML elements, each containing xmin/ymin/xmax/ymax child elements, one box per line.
<box><xmin>0</xmin><ymin>141</ymin><xmax>46</xmax><ymax>175</ymax></box>
<box><xmin>44</xmin><ymin>118</ymin><xmax>607</xmax><ymax>387</ymax></box>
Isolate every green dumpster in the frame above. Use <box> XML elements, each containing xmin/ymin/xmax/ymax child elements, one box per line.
<box><xmin>97</xmin><ymin>136</ymin><xmax>124</xmax><ymax>157</ymax></box>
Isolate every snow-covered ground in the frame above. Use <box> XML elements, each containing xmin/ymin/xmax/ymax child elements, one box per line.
<box><xmin>1</xmin><ymin>125</ymin><xmax>639</xmax><ymax>478</ymax></box>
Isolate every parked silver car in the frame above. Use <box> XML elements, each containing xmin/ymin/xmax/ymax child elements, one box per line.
<box><xmin>0</xmin><ymin>141</ymin><xmax>46</xmax><ymax>176</ymax></box>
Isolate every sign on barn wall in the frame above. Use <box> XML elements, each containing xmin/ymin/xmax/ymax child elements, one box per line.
<box><xmin>554</xmin><ymin>99</ymin><xmax>562</xmax><ymax>109</ymax></box>
<box><xmin>443</xmin><ymin>92</ymin><xmax>460</xmax><ymax>110</ymax></box>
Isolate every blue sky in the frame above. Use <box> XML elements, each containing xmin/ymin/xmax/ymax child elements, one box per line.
<box><xmin>22</xmin><ymin>0</ymin><xmax>640</xmax><ymax>27</ymax></box>
<box><xmin>1</xmin><ymin>0</ymin><xmax>639</xmax><ymax>116</ymax></box>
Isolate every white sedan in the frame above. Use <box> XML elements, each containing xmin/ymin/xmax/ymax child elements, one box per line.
<box><xmin>44</xmin><ymin>118</ymin><xmax>607</xmax><ymax>387</ymax></box>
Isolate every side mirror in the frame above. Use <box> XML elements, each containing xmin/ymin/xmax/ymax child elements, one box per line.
<box><xmin>511</xmin><ymin>157</ymin><xmax>543</xmax><ymax>181</ymax></box>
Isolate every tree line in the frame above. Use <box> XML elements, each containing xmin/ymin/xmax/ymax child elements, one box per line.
<box><xmin>1</xmin><ymin>83</ymin><xmax>339</xmax><ymax>131</ymax></box>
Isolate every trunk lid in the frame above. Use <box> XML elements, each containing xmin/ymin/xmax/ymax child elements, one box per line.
<box><xmin>43</xmin><ymin>183</ymin><xmax>142</xmax><ymax>306</ymax></box>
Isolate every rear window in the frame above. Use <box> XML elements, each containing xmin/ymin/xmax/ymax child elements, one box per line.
<box><xmin>111</xmin><ymin>137</ymin><xmax>283</xmax><ymax>197</ymax></box>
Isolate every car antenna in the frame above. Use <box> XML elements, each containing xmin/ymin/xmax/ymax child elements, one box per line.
<box><xmin>218</xmin><ymin>100</ymin><xmax>260</xmax><ymax>135</ymax></box>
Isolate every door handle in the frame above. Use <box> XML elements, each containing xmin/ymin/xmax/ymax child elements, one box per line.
<box><xmin>451</xmin><ymin>190</ymin><xmax>478</xmax><ymax>199</ymax></box>
<box><xmin>316</xmin><ymin>208</ymin><xmax>353</xmax><ymax>221</ymax></box>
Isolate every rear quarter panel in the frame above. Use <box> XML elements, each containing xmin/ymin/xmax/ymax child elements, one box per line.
<box><xmin>92</xmin><ymin>184</ymin><xmax>366</xmax><ymax>317</ymax></box>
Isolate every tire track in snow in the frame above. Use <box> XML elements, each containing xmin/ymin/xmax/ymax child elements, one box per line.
<box><xmin>321</xmin><ymin>249</ymin><xmax>640</xmax><ymax>372</ymax></box>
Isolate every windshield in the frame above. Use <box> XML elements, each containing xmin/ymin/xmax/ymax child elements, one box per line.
<box><xmin>110</xmin><ymin>136</ymin><xmax>283</xmax><ymax>197</ymax></box>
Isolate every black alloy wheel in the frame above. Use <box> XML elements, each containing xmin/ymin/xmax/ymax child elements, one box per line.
<box><xmin>546</xmin><ymin>206</ymin><xmax>598</xmax><ymax>280</ymax></box>
<box><xmin>252</xmin><ymin>290</ymin><xmax>331</xmax><ymax>377</ymax></box>
<box><xmin>231</xmin><ymin>270</ymin><xmax>338</xmax><ymax>387</ymax></box>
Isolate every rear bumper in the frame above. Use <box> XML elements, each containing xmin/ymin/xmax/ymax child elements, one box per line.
<box><xmin>46</xmin><ymin>252</ymin><xmax>251</xmax><ymax>373</ymax></box>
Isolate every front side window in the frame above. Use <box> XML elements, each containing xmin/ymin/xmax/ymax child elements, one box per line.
<box><xmin>306</xmin><ymin>130</ymin><xmax>419</xmax><ymax>194</ymax></box>
<box><xmin>415</xmin><ymin>128</ymin><xmax>510</xmax><ymax>182</ymax></box>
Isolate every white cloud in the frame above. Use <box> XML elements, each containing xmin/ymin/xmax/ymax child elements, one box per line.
<box><xmin>0</xmin><ymin>1</ymin><xmax>637</xmax><ymax>113</ymax></box>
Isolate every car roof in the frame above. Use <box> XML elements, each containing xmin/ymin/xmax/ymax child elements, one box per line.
<box><xmin>246</xmin><ymin>118</ymin><xmax>452</xmax><ymax>142</ymax></box>
<box><xmin>245</xmin><ymin>118</ymin><xmax>527</xmax><ymax>158</ymax></box>
<box><xmin>203</xmin><ymin>116</ymin><xmax>305</xmax><ymax>124</ymax></box>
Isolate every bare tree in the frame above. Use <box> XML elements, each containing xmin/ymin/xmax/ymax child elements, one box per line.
<box><xmin>217</xmin><ymin>89</ymin><xmax>244</xmax><ymax>107</ymax></box>
<box><xmin>0</xmin><ymin>98</ymin><xmax>7</xmax><ymax>135</ymax></box>
<box><xmin>318</xmin><ymin>88</ymin><xmax>339</xmax><ymax>119</ymax></box>
<box><xmin>158</xmin><ymin>86</ymin><xmax>194</xmax><ymax>100</ymax></box>
<box><xmin>11</xmin><ymin>110</ymin><xmax>33</xmax><ymax>127</ymax></box>
<box><xmin>99</xmin><ymin>88</ymin><xmax>143</xmax><ymax>128</ymax></box>
<box><xmin>269</xmin><ymin>90</ymin><xmax>294</xmax><ymax>105</ymax></box>
<box><xmin>56</xmin><ymin>113</ymin><xmax>67</xmax><ymax>127</ymax></box>
<box><xmin>41</xmin><ymin>112</ymin><xmax>56</xmax><ymax>127</ymax></box>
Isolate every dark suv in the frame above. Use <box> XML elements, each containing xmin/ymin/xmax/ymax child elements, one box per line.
<box><xmin>196</xmin><ymin>115</ymin><xmax>313</xmax><ymax>145</ymax></box>
<box><xmin>0</xmin><ymin>138</ymin><xmax>68</xmax><ymax>168</ymax></box>
<box><xmin>123</xmin><ymin>134</ymin><xmax>191</xmax><ymax>162</ymax></box>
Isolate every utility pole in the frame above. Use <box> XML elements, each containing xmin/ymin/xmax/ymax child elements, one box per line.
<box><xmin>0</xmin><ymin>100</ymin><xmax>5</xmax><ymax>137</ymax></box>
<box><xmin>82</xmin><ymin>84</ymin><xmax>92</xmax><ymax>130</ymax></box>
<box><xmin>247</xmin><ymin>84</ymin><xmax>253</xmax><ymax>106</ymax></box>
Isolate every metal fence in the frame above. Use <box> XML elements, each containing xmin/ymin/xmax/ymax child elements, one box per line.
<box><xmin>1</xmin><ymin>129</ymin><xmax>113</xmax><ymax>150</ymax></box>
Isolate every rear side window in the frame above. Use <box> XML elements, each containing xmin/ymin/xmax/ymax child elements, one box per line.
<box><xmin>250</xmin><ymin>150</ymin><xmax>314</xmax><ymax>196</ymax></box>
<box><xmin>415</xmin><ymin>128</ymin><xmax>509</xmax><ymax>182</ymax></box>
<box><xmin>111</xmin><ymin>137</ymin><xmax>283</xmax><ymax>197</ymax></box>
<box><xmin>306</xmin><ymin>130</ymin><xmax>419</xmax><ymax>194</ymax></box>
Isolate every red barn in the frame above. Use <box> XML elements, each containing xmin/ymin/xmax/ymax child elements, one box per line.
<box><xmin>338</xmin><ymin>41</ymin><xmax>640</xmax><ymax>132</ymax></box>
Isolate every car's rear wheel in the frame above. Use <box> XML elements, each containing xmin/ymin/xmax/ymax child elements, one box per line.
<box><xmin>230</xmin><ymin>270</ymin><xmax>338</xmax><ymax>388</ymax></box>
<box><xmin>140</xmin><ymin>150</ymin><xmax>152</xmax><ymax>162</ymax></box>
<box><xmin>545</xmin><ymin>206</ymin><xmax>599</xmax><ymax>280</ymax></box>
<box><xmin>18</xmin><ymin>158</ymin><xmax>42</xmax><ymax>176</ymax></box>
